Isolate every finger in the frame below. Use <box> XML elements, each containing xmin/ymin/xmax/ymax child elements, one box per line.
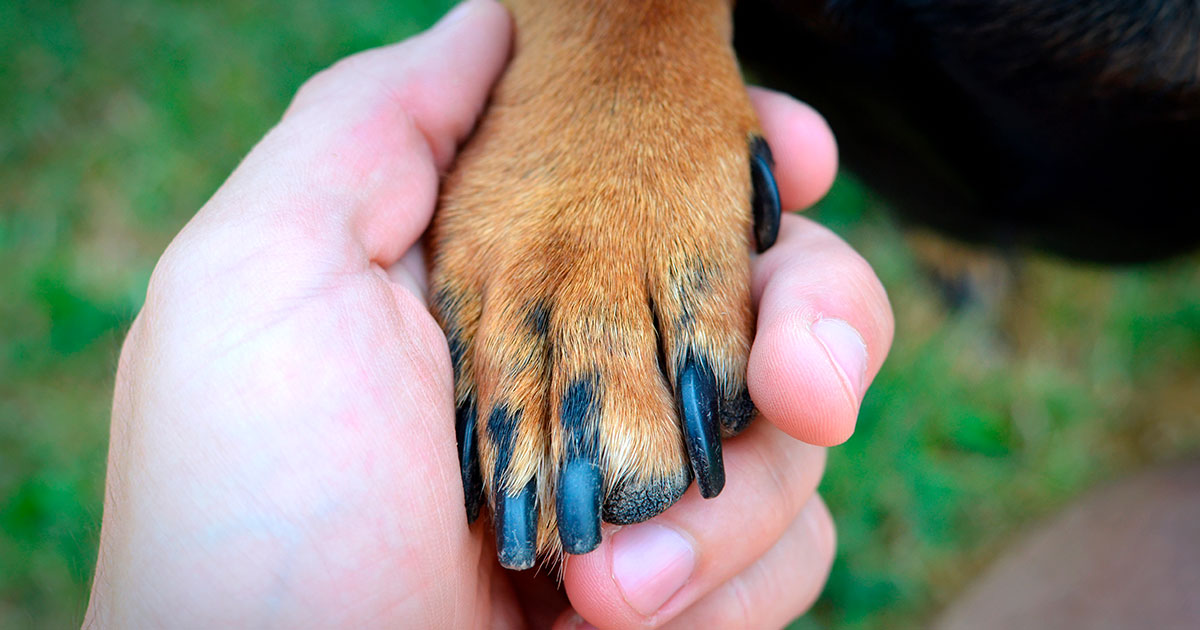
<box><xmin>562</xmin><ymin>422</ymin><xmax>826</xmax><ymax>628</ymax></box>
<box><xmin>659</xmin><ymin>495</ymin><xmax>835</xmax><ymax>630</ymax></box>
<box><xmin>749</xmin><ymin>213</ymin><xmax>894</xmax><ymax>446</ymax></box>
<box><xmin>556</xmin><ymin>498</ymin><xmax>835</xmax><ymax>630</ymax></box>
<box><xmin>748</xmin><ymin>87</ymin><xmax>838</xmax><ymax>211</ymax></box>
<box><xmin>193</xmin><ymin>0</ymin><xmax>512</xmax><ymax>266</ymax></box>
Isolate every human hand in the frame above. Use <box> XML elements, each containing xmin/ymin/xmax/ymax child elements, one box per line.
<box><xmin>84</xmin><ymin>1</ymin><xmax>893</xmax><ymax>628</ymax></box>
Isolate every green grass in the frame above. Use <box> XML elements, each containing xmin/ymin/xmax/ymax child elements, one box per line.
<box><xmin>804</xmin><ymin>178</ymin><xmax>1199</xmax><ymax>628</ymax></box>
<box><xmin>2</xmin><ymin>1</ymin><xmax>1197</xmax><ymax>628</ymax></box>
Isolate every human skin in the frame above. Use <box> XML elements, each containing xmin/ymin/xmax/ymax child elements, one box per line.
<box><xmin>83</xmin><ymin>1</ymin><xmax>893</xmax><ymax>628</ymax></box>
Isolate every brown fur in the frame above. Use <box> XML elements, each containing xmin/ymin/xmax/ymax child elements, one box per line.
<box><xmin>428</xmin><ymin>0</ymin><xmax>760</xmax><ymax>561</ymax></box>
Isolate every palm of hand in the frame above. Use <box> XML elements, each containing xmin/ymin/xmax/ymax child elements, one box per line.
<box><xmin>113</xmin><ymin>229</ymin><xmax>546</xmax><ymax>625</ymax></box>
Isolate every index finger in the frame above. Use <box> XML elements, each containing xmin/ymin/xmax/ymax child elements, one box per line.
<box><xmin>749</xmin><ymin>214</ymin><xmax>895</xmax><ymax>445</ymax></box>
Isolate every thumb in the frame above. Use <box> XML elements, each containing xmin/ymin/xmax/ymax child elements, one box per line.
<box><xmin>190</xmin><ymin>0</ymin><xmax>513</xmax><ymax>267</ymax></box>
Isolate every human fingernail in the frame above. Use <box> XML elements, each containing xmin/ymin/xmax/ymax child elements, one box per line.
<box><xmin>812</xmin><ymin>317</ymin><xmax>867</xmax><ymax>399</ymax></box>
<box><xmin>612</xmin><ymin>522</ymin><xmax>696</xmax><ymax>616</ymax></box>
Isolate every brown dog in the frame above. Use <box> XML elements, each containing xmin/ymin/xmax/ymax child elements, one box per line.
<box><xmin>427</xmin><ymin>0</ymin><xmax>1200</xmax><ymax>569</ymax></box>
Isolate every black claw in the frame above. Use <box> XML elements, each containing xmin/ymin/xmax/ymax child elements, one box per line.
<box><xmin>678</xmin><ymin>356</ymin><xmax>725</xmax><ymax>498</ymax></box>
<box><xmin>455</xmin><ymin>399</ymin><xmax>483</xmax><ymax>523</ymax></box>
<box><xmin>750</xmin><ymin>135</ymin><xmax>781</xmax><ymax>253</ymax></box>
<box><xmin>557</xmin><ymin>377</ymin><xmax>602</xmax><ymax>554</ymax></box>
<box><xmin>495</xmin><ymin>477</ymin><xmax>538</xmax><ymax>570</ymax></box>
<box><xmin>557</xmin><ymin>458</ymin><xmax>602</xmax><ymax>554</ymax></box>
<box><xmin>488</xmin><ymin>405</ymin><xmax>536</xmax><ymax>569</ymax></box>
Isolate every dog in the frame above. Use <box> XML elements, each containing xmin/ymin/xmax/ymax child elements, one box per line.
<box><xmin>426</xmin><ymin>0</ymin><xmax>1200</xmax><ymax>569</ymax></box>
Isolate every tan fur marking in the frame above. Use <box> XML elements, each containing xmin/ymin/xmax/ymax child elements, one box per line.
<box><xmin>429</xmin><ymin>0</ymin><xmax>760</xmax><ymax>562</ymax></box>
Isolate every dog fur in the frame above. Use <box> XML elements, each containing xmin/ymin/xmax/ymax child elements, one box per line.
<box><xmin>428</xmin><ymin>0</ymin><xmax>1200</xmax><ymax>568</ymax></box>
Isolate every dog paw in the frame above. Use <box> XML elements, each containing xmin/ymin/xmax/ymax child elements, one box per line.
<box><xmin>428</xmin><ymin>9</ymin><xmax>779</xmax><ymax>569</ymax></box>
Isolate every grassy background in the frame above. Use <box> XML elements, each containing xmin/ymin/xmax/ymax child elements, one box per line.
<box><xmin>2</xmin><ymin>0</ymin><xmax>1196</xmax><ymax>627</ymax></box>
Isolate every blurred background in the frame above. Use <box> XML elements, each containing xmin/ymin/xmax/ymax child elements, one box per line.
<box><xmin>1</xmin><ymin>0</ymin><xmax>1196</xmax><ymax>627</ymax></box>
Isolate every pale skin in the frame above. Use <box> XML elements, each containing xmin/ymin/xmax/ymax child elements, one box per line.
<box><xmin>84</xmin><ymin>1</ymin><xmax>894</xmax><ymax>629</ymax></box>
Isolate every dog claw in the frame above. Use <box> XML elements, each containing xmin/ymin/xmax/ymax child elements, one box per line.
<box><xmin>456</xmin><ymin>400</ymin><xmax>483</xmax><ymax>523</ymax></box>
<box><xmin>495</xmin><ymin>477</ymin><xmax>538</xmax><ymax>570</ymax></box>
<box><xmin>557</xmin><ymin>457</ymin><xmax>602</xmax><ymax>554</ymax></box>
<box><xmin>678</xmin><ymin>357</ymin><xmax>725</xmax><ymax>498</ymax></box>
<box><xmin>750</xmin><ymin>136</ymin><xmax>781</xmax><ymax>253</ymax></box>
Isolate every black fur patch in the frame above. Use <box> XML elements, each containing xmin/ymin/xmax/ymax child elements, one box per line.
<box><xmin>487</xmin><ymin>405</ymin><xmax>521</xmax><ymax>480</ymax></box>
<box><xmin>523</xmin><ymin>299</ymin><xmax>552</xmax><ymax>340</ymax></box>
<box><xmin>446</xmin><ymin>332</ymin><xmax>467</xmax><ymax>382</ymax></box>
<box><xmin>671</xmin><ymin>258</ymin><xmax>713</xmax><ymax>333</ymax></box>
<box><xmin>560</xmin><ymin>376</ymin><xmax>600</xmax><ymax>460</ymax></box>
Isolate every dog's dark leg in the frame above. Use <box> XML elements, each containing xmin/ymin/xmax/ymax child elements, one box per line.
<box><xmin>735</xmin><ymin>0</ymin><xmax>1200</xmax><ymax>262</ymax></box>
<box><xmin>428</xmin><ymin>0</ymin><xmax>779</xmax><ymax>568</ymax></box>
